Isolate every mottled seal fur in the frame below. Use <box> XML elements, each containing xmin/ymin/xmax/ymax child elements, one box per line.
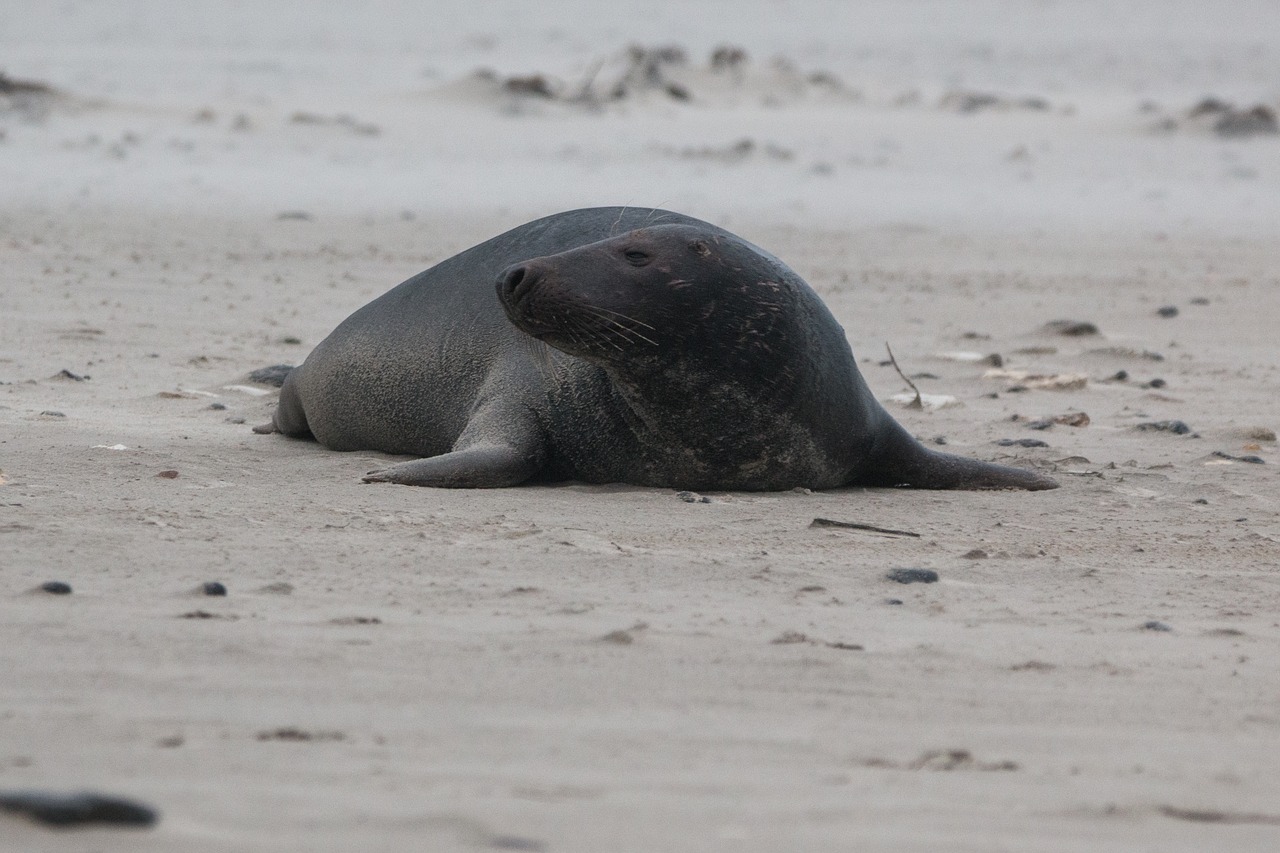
<box><xmin>254</xmin><ymin>207</ymin><xmax>1057</xmax><ymax>492</ymax></box>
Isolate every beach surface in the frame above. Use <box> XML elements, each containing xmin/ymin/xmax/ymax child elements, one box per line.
<box><xmin>2</xmin><ymin>2</ymin><xmax>1279</xmax><ymax>850</ymax></box>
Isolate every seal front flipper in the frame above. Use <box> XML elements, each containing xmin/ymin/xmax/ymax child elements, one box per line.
<box><xmin>362</xmin><ymin>398</ymin><xmax>548</xmax><ymax>488</ymax></box>
<box><xmin>362</xmin><ymin>443</ymin><xmax>542</xmax><ymax>488</ymax></box>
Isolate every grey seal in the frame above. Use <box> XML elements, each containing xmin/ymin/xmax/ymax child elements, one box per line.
<box><xmin>254</xmin><ymin>207</ymin><xmax>1057</xmax><ymax>492</ymax></box>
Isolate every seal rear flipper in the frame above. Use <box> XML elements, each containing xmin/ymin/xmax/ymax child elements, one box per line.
<box><xmin>857</xmin><ymin>421</ymin><xmax>1059</xmax><ymax>491</ymax></box>
<box><xmin>362</xmin><ymin>444</ymin><xmax>543</xmax><ymax>488</ymax></box>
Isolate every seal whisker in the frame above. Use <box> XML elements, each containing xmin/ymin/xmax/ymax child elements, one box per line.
<box><xmin>576</xmin><ymin>307</ymin><xmax>659</xmax><ymax>347</ymax></box>
<box><xmin>580</xmin><ymin>304</ymin><xmax>657</xmax><ymax>331</ymax></box>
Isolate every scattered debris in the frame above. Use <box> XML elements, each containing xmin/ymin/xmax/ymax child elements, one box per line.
<box><xmin>939</xmin><ymin>91</ymin><xmax>1050</xmax><ymax>113</ymax></box>
<box><xmin>1210</xmin><ymin>451</ymin><xmax>1265</xmax><ymax>464</ymax></box>
<box><xmin>997</xmin><ymin>438</ymin><xmax>1049</xmax><ymax>448</ymax></box>
<box><xmin>1042</xmin><ymin>320</ymin><xmax>1099</xmax><ymax>336</ymax></box>
<box><xmin>888</xmin><ymin>391</ymin><xmax>961</xmax><ymax>410</ymax></box>
<box><xmin>885</xmin><ymin>568</ymin><xmax>939</xmax><ymax>584</ymax></box>
<box><xmin>1159</xmin><ymin>805</ymin><xmax>1280</xmax><ymax>825</ymax></box>
<box><xmin>933</xmin><ymin>350</ymin><xmax>1003</xmax><ymax>366</ymax></box>
<box><xmin>1155</xmin><ymin>98</ymin><xmax>1279</xmax><ymax>137</ymax></box>
<box><xmin>906</xmin><ymin>749</ymin><xmax>1019</xmax><ymax>771</ymax></box>
<box><xmin>256</xmin><ymin>727</ymin><xmax>345</xmax><ymax>743</ymax></box>
<box><xmin>288</xmin><ymin>111</ymin><xmax>380</xmax><ymax>136</ymax></box>
<box><xmin>248</xmin><ymin>364</ymin><xmax>294</xmax><ymax>386</ymax></box>
<box><xmin>1135</xmin><ymin>420</ymin><xmax>1192</xmax><ymax>435</ymax></box>
<box><xmin>811</xmin><ymin>518</ymin><xmax>920</xmax><ymax>538</ymax></box>
<box><xmin>0</xmin><ymin>790</ymin><xmax>158</xmax><ymax>828</ymax></box>
<box><xmin>983</xmin><ymin>369</ymin><xmax>1088</xmax><ymax>391</ymax></box>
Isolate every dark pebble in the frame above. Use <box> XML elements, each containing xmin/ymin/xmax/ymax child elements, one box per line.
<box><xmin>1142</xmin><ymin>620</ymin><xmax>1172</xmax><ymax>632</ymax></box>
<box><xmin>39</xmin><ymin>410</ymin><xmax>66</xmax><ymax>418</ymax></box>
<box><xmin>1156</xmin><ymin>305</ymin><xmax>1179</xmax><ymax>318</ymax></box>
<box><xmin>1189</xmin><ymin>297</ymin><xmax>1210</xmax><ymax>306</ymax></box>
<box><xmin>201</xmin><ymin>581</ymin><xmax>227</xmax><ymax>596</ymax></box>
<box><xmin>209</xmin><ymin>402</ymin><xmax>227</xmax><ymax>410</ymax></box>
<box><xmin>248</xmin><ymin>364</ymin><xmax>294</xmax><ymax>387</ymax></box>
<box><xmin>885</xmin><ymin>598</ymin><xmax>904</xmax><ymax>605</ymax></box>
<box><xmin>1044</xmin><ymin>320</ymin><xmax>1099</xmax><ymax>336</ymax></box>
<box><xmin>1193</xmin><ymin>498</ymin><xmax>1209</xmax><ymax>505</ymax></box>
<box><xmin>225</xmin><ymin>417</ymin><xmax>246</xmax><ymax>425</ymax></box>
<box><xmin>676</xmin><ymin>491</ymin><xmax>712</xmax><ymax>503</ymax></box>
<box><xmin>0</xmin><ymin>790</ymin><xmax>158</xmax><ymax>827</ymax></box>
<box><xmin>997</xmin><ymin>438</ymin><xmax>1049</xmax><ymax>448</ymax></box>
<box><xmin>39</xmin><ymin>581</ymin><xmax>72</xmax><ymax>595</ymax></box>
<box><xmin>1212</xmin><ymin>451</ymin><xmax>1265</xmax><ymax>464</ymax></box>
<box><xmin>1144</xmin><ymin>378</ymin><xmax>1167</xmax><ymax>388</ymax></box>
<box><xmin>490</xmin><ymin>836</ymin><xmax>548</xmax><ymax>852</ymax></box>
<box><xmin>931</xmin><ymin>435</ymin><xmax>948</xmax><ymax>445</ymax></box>
<box><xmin>1135</xmin><ymin>420</ymin><xmax>1191</xmax><ymax>435</ymax></box>
<box><xmin>886</xmin><ymin>568</ymin><xmax>939</xmax><ymax>584</ymax></box>
<box><xmin>1025</xmin><ymin>419</ymin><xmax>1054</xmax><ymax>430</ymax></box>
<box><xmin>1108</xmin><ymin>370</ymin><xmax>1129</xmax><ymax>382</ymax></box>
<box><xmin>56</xmin><ymin>369</ymin><xmax>87</xmax><ymax>381</ymax></box>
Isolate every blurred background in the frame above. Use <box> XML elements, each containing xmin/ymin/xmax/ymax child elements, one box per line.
<box><xmin>3</xmin><ymin>0</ymin><xmax>1278</xmax><ymax>232</ymax></box>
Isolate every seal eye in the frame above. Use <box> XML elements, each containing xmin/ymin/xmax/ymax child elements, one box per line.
<box><xmin>623</xmin><ymin>249</ymin><xmax>650</xmax><ymax>266</ymax></box>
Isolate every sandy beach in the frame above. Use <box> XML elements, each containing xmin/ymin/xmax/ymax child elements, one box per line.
<box><xmin>3</xmin><ymin>2</ymin><xmax>1279</xmax><ymax>850</ymax></box>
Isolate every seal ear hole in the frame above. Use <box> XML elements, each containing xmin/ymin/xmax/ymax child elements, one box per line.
<box><xmin>623</xmin><ymin>249</ymin><xmax>651</xmax><ymax>266</ymax></box>
<box><xmin>690</xmin><ymin>240</ymin><xmax>711</xmax><ymax>257</ymax></box>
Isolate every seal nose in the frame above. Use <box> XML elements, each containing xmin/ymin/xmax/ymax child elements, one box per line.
<box><xmin>498</xmin><ymin>263</ymin><xmax>540</xmax><ymax>304</ymax></box>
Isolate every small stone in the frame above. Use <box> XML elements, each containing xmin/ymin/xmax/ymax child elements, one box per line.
<box><xmin>209</xmin><ymin>402</ymin><xmax>227</xmax><ymax>410</ymax></box>
<box><xmin>1108</xmin><ymin>370</ymin><xmax>1129</xmax><ymax>382</ymax></box>
<box><xmin>1143</xmin><ymin>378</ymin><xmax>1167</xmax><ymax>389</ymax></box>
<box><xmin>39</xmin><ymin>581</ymin><xmax>72</xmax><ymax>595</ymax></box>
<box><xmin>201</xmin><ymin>581</ymin><xmax>227</xmax><ymax>596</ymax></box>
<box><xmin>39</xmin><ymin>410</ymin><xmax>66</xmax><ymax>418</ymax></box>
<box><xmin>997</xmin><ymin>438</ymin><xmax>1049</xmax><ymax>448</ymax></box>
<box><xmin>1136</xmin><ymin>420</ymin><xmax>1191</xmax><ymax>435</ymax></box>
<box><xmin>1142</xmin><ymin>620</ymin><xmax>1172</xmax><ymax>632</ymax></box>
<box><xmin>676</xmin><ymin>490</ymin><xmax>712</xmax><ymax>503</ymax></box>
<box><xmin>886</xmin><ymin>568</ymin><xmax>939</xmax><ymax>584</ymax></box>
<box><xmin>1044</xmin><ymin>320</ymin><xmax>1099</xmax><ymax>336</ymax></box>
<box><xmin>962</xmin><ymin>549</ymin><xmax>988</xmax><ymax>559</ymax></box>
<box><xmin>156</xmin><ymin>470</ymin><xmax>179</xmax><ymax>479</ymax></box>
<box><xmin>885</xmin><ymin>598</ymin><xmax>904</xmax><ymax>605</ymax></box>
<box><xmin>1156</xmin><ymin>305</ymin><xmax>1179</xmax><ymax>318</ymax></box>
<box><xmin>248</xmin><ymin>364</ymin><xmax>294</xmax><ymax>387</ymax></box>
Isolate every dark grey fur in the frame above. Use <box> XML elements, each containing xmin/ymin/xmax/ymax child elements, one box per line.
<box><xmin>255</xmin><ymin>207</ymin><xmax>1057</xmax><ymax>492</ymax></box>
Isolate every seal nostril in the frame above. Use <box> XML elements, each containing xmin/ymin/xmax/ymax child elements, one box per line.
<box><xmin>502</xmin><ymin>265</ymin><xmax>539</xmax><ymax>302</ymax></box>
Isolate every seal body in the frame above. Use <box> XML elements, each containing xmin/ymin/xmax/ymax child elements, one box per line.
<box><xmin>260</xmin><ymin>207</ymin><xmax>1057</xmax><ymax>491</ymax></box>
